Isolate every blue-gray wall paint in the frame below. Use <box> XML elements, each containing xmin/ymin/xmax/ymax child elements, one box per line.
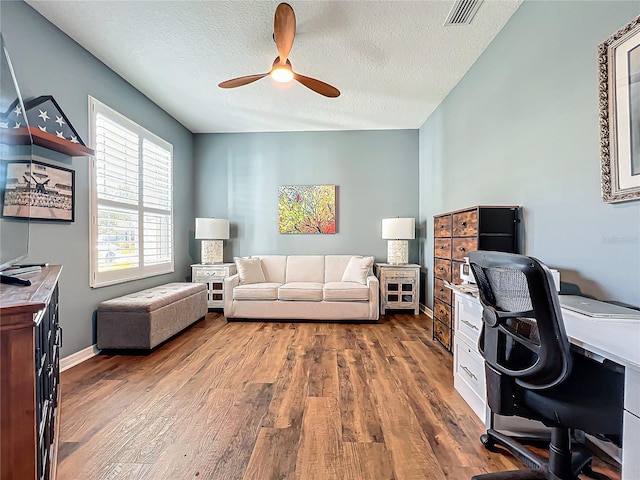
<box><xmin>1</xmin><ymin>1</ymin><xmax>195</xmax><ymax>357</ymax></box>
<box><xmin>419</xmin><ymin>0</ymin><xmax>640</xmax><ymax>309</ymax></box>
<box><xmin>194</xmin><ymin>130</ymin><xmax>419</xmax><ymax>264</ymax></box>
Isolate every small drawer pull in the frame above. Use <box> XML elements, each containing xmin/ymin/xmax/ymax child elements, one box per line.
<box><xmin>461</xmin><ymin>365</ymin><xmax>477</xmax><ymax>381</ymax></box>
<box><xmin>438</xmin><ymin>267</ymin><xmax>444</xmax><ymax>271</ymax></box>
<box><xmin>461</xmin><ymin>221</ymin><xmax>467</xmax><ymax>227</ymax></box>
<box><xmin>461</xmin><ymin>319</ymin><xmax>479</xmax><ymax>331</ymax></box>
<box><xmin>459</xmin><ymin>247</ymin><xmax>466</xmax><ymax>252</ymax></box>
<box><xmin>439</xmin><ymin>288</ymin><xmax>444</xmax><ymax>292</ymax></box>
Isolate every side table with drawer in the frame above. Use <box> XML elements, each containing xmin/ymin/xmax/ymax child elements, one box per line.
<box><xmin>191</xmin><ymin>263</ymin><xmax>237</xmax><ymax>309</ymax></box>
<box><xmin>374</xmin><ymin>263</ymin><xmax>420</xmax><ymax>315</ymax></box>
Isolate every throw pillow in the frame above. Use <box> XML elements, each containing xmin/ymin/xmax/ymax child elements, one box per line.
<box><xmin>234</xmin><ymin>257</ymin><xmax>266</xmax><ymax>285</ymax></box>
<box><xmin>341</xmin><ymin>256</ymin><xmax>374</xmax><ymax>284</ymax></box>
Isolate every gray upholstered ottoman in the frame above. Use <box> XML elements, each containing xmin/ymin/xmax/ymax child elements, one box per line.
<box><xmin>97</xmin><ymin>283</ymin><xmax>208</xmax><ymax>350</ymax></box>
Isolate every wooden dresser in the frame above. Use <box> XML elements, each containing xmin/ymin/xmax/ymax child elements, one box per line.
<box><xmin>1</xmin><ymin>266</ymin><xmax>63</xmax><ymax>480</ymax></box>
<box><xmin>432</xmin><ymin>207</ymin><xmax>519</xmax><ymax>351</ymax></box>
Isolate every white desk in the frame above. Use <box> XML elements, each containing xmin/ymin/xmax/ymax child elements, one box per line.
<box><xmin>450</xmin><ymin>288</ymin><xmax>640</xmax><ymax>479</ymax></box>
<box><xmin>561</xmin><ymin>307</ymin><xmax>640</xmax><ymax>480</ymax></box>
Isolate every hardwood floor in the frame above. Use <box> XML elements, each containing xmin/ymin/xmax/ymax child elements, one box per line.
<box><xmin>57</xmin><ymin>313</ymin><xmax>620</xmax><ymax>480</ymax></box>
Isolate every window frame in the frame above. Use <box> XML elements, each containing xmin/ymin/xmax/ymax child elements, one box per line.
<box><xmin>88</xmin><ymin>96</ymin><xmax>174</xmax><ymax>288</ymax></box>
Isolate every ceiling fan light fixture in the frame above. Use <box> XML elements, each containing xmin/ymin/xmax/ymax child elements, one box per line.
<box><xmin>271</xmin><ymin>66</ymin><xmax>294</xmax><ymax>83</ymax></box>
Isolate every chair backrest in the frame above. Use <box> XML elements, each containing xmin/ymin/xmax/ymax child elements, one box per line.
<box><xmin>468</xmin><ymin>251</ymin><xmax>572</xmax><ymax>391</ymax></box>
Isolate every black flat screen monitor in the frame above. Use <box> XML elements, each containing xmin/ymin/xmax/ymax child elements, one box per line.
<box><xmin>0</xmin><ymin>35</ymin><xmax>32</xmax><ymax>272</ymax></box>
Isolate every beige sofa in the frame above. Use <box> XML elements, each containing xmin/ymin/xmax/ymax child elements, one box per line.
<box><xmin>224</xmin><ymin>255</ymin><xmax>379</xmax><ymax>321</ymax></box>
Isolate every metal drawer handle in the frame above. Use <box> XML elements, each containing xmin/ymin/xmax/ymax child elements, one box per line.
<box><xmin>461</xmin><ymin>319</ymin><xmax>479</xmax><ymax>331</ymax></box>
<box><xmin>461</xmin><ymin>365</ymin><xmax>477</xmax><ymax>381</ymax></box>
<box><xmin>459</xmin><ymin>247</ymin><xmax>466</xmax><ymax>252</ymax></box>
<box><xmin>461</xmin><ymin>221</ymin><xmax>467</xmax><ymax>227</ymax></box>
<box><xmin>439</xmin><ymin>288</ymin><xmax>444</xmax><ymax>292</ymax></box>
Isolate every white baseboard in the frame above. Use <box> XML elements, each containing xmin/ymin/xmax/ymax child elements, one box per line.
<box><xmin>420</xmin><ymin>304</ymin><xmax>433</xmax><ymax>318</ymax></box>
<box><xmin>60</xmin><ymin>344</ymin><xmax>100</xmax><ymax>372</ymax></box>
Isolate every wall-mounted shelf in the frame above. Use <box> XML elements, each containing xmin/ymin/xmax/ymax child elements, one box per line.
<box><xmin>5</xmin><ymin>126</ymin><xmax>94</xmax><ymax>157</ymax></box>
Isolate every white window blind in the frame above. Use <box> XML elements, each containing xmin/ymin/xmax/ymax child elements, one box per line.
<box><xmin>89</xmin><ymin>97</ymin><xmax>174</xmax><ymax>287</ymax></box>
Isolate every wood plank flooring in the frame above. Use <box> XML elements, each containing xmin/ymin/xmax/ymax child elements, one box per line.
<box><xmin>57</xmin><ymin>313</ymin><xmax>620</xmax><ymax>480</ymax></box>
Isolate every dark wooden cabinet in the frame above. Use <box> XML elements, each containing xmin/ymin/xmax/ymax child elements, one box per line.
<box><xmin>1</xmin><ymin>266</ymin><xmax>63</xmax><ymax>480</ymax></box>
<box><xmin>432</xmin><ymin>206</ymin><xmax>518</xmax><ymax>351</ymax></box>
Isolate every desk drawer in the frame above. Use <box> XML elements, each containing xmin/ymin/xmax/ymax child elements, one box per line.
<box><xmin>454</xmin><ymin>337</ymin><xmax>486</xmax><ymax>399</ymax></box>
<box><xmin>456</xmin><ymin>294</ymin><xmax>483</xmax><ymax>344</ymax></box>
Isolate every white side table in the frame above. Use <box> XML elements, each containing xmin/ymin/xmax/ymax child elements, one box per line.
<box><xmin>374</xmin><ymin>263</ymin><xmax>420</xmax><ymax>315</ymax></box>
<box><xmin>191</xmin><ymin>263</ymin><xmax>236</xmax><ymax>309</ymax></box>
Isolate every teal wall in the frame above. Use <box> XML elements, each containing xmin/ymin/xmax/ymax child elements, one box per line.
<box><xmin>194</xmin><ymin>130</ymin><xmax>420</xmax><ymax>264</ymax></box>
<box><xmin>4</xmin><ymin>0</ymin><xmax>640</xmax><ymax>358</ymax></box>
<box><xmin>1</xmin><ymin>1</ymin><xmax>196</xmax><ymax>357</ymax></box>
<box><xmin>419</xmin><ymin>0</ymin><xmax>640</xmax><ymax>308</ymax></box>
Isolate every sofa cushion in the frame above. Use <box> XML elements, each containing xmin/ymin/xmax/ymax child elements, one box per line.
<box><xmin>324</xmin><ymin>255</ymin><xmax>355</xmax><ymax>283</ymax></box>
<box><xmin>341</xmin><ymin>256</ymin><xmax>374</xmax><ymax>284</ymax></box>
<box><xmin>323</xmin><ymin>282</ymin><xmax>370</xmax><ymax>301</ymax></box>
<box><xmin>285</xmin><ymin>255</ymin><xmax>325</xmax><ymax>283</ymax></box>
<box><xmin>233</xmin><ymin>283</ymin><xmax>281</xmax><ymax>301</ymax></box>
<box><xmin>234</xmin><ymin>257</ymin><xmax>266</xmax><ymax>285</ymax></box>
<box><xmin>278</xmin><ymin>282</ymin><xmax>323</xmax><ymax>301</ymax></box>
<box><xmin>254</xmin><ymin>255</ymin><xmax>287</xmax><ymax>284</ymax></box>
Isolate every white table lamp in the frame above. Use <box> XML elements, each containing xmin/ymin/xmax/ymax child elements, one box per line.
<box><xmin>195</xmin><ymin>218</ymin><xmax>229</xmax><ymax>264</ymax></box>
<box><xmin>382</xmin><ymin>217</ymin><xmax>415</xmax><ymax>265</ymax></box>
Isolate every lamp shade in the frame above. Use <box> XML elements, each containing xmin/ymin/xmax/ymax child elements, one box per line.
<box><xmin>195</xmin><ymin>218</ymin><xmax>229</xmax><ymax>240</ymax></box>
<box><xmin>381</xmin><ymin>218</ymin><xmax>415</xmax><ymax>240</ymax></box>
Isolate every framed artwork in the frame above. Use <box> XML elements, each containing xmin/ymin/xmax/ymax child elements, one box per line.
<box><xmin>599</xmin><ymin>15</ymin><xmax>640</xmax><ymax>203</ymax></box>
<box><xmin>2</xmin><ymin>160</ymin><xmax>75</xmax><ymax>222</ymax></box>
<box><xmin>278</xmin><ymin>185</ymin><xmax>336</xmax><ymax>234</ymax></box>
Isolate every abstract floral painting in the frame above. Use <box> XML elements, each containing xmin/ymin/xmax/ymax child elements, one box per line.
<box><xmin>278</xmin><ymin>185</ymin><xmax>336</xmax><ymax>234</ymax></box>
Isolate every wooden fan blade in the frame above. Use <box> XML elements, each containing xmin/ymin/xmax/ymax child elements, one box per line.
<box><xmin>274</xmin><ymin>3</ymin><xmax>295</xmax><ymax>64</ymax></box>
<box><xmin>218</xmin><ymin>73</ymin><xmax>268</xmax><ymax>89</ymax></box>
<box><xmin>294</xmin><ymin>73</ymin><xmax>340</xmax><ymax>98</ymax></box>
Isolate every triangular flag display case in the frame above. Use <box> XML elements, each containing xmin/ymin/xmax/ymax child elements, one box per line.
<box><xmin>1</xmin><ymin>95</ymin><xmax>94</xmax><ymax>157</ymax></box>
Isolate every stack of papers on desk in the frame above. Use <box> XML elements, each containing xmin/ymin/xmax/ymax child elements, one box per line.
<box><xmin>559</xmin><ymin>295</ymin><xmax>640</xmax><ymax>319</ymax></box>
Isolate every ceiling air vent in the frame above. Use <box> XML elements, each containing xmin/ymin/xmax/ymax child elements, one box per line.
<box><xmin>444</xmin><ymin>0</ymin><xmax>484</xmax><ymax>26</ymax></box>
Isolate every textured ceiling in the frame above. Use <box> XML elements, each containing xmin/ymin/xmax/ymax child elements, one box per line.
<box><xmin>26</xmin><ymin>0</ymin><xmax>522</xmax><ymax>133</ymax></box>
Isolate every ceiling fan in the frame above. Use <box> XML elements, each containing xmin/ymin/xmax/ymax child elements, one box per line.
<box><xmin>218</xmin><ymin>3</ymin><xmax>340</xmax><ymax>98</ymax></box>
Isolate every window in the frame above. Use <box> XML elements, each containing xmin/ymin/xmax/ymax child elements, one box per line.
<box><xmin>89</xmin><ymin>97</ymin><xmax>173</xmax><ymax>287</ymax></box>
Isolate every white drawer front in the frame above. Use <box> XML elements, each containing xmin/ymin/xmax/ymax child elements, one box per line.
<box><xmin>194</xmin><ymin>268</ymin><xmax>226</xmax><ymax>278</ymax></box>
<box><xmin>456</xmin><ymin>294</ymin><xmax>483</xmax><ymax>344</ymax></box>
<box><xmin>454</xmin><ymin>337</ymin><xmax>486</xmax><ymax>400</ymax></box>
<box><xmin>625</xmin><ymin>368</ymin><xmax>640</xmax><ymax>418</ymax></box>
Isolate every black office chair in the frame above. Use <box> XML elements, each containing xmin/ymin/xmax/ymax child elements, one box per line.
<box><xmin>468</xmin><ymin>251</ymin><xmax>623</xmax><ymax>480</ymax></box>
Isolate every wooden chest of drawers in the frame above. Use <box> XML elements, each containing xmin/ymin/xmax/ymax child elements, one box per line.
<box><xmin>432</xmin><ymin>206</ymin><xmax>519</xmax><ymax>351</ymax></box>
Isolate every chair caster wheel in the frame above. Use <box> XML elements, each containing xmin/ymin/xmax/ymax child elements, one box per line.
<box><xmin>480</xmin><ymin>434</ymin><xmax>495</xmax><ymax>451</ymax></box>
